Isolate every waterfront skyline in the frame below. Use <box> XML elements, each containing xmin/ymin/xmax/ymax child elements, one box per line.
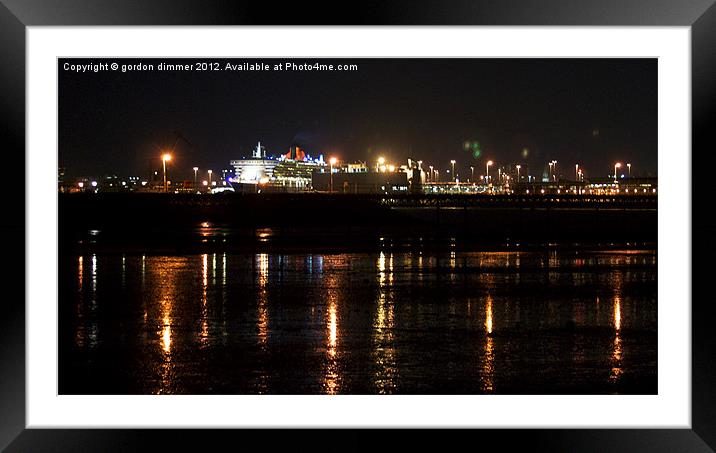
<box><xmin>59</xmin><ymin>58</ymin><xmax>657</xmax><ymax>179</ymax></box>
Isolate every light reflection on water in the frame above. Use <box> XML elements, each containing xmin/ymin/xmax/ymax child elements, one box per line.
<box><xmin>611</xmin><ymin>295</ymin><xmax>623</xmax><ymax>383</ymax></box>
<box><xmin>482</xmin><ymin>295</ymin><xmax>495</xmax><ymax>392</ymax></box>
<box><xmin>62</xmin><ymin>249</ymin><xmax>657</xmax><ymax>395</ymax></box>
<box><xmin>323</xmin><ymin>295</ymin><xmax>340</xmax><ymax>395</ymax></box>
<box><xmin>256</xmin><ymin>253</ymin><xmax>269</xmax><ymax>347</ymax></box>
<box><xmin>74</xmin><ymin>256</ymin><xmax>85</xmax><ymax>347</ymax></box>
<box><xmin>320</xmin><ymin>261</ymin><xmax>342</xmax><ymax>395</ymax></box>
<box><xmin>77</xmin><ymin>254</ymin><xmax>99</xmax><ymax>349</ymax></box>
<box><xmin>373</xmin><ymin>251</ymin><xmax>397</xmax><ymax>394</ymax></box>
<box><xmin>199</xmin><ymin>254</ymin><xmax>209</xmax><ymax>346</ymax></box>
<box><xmin>256</xmin><ymin>253</ymin><xmax>270</xmax><ymax>393</ymax></box>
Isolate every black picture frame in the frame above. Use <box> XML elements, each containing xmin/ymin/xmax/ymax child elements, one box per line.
<box><xmin>1</xmin><ymin>1</ymin><xmax>714</xmax><ymax>451</ymax></box>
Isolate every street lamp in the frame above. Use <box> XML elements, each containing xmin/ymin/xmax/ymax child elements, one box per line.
<box><xmin>162</xmin><ymin>153</ymin><xmax>172</xmax><ymax>193</ymax></box>
<box><xmin>450</xmin><ymin>160</ymin><xmax>456</xmax><ymax>182</ymax></box>
<box><xmin>208</xmin><ymin>169</ymin><xmax>213</xmax><ymax>188</ymax></box>
<box><xmin>552</xmin><ymin>160</ymin><xmax>558</xmax><ymax>181</ymax></box>
<box><xmin>627</xmin><ymin>163</ymin><xmax>631</xmax><ymax>178</ymax></box>
<box><xmin>377</xmin><ymin>156</ymin><xmax>385</xmax><ymax>172</ymax></box>
<box><xmin>575</xmin><ymin>164</ymin><xmax>579</xmax><ymax>181</ymax></box>
<box><xmin>429</xmin><ymin>165</ymin><xmax>434</xmax><ymax>183</ymax></box>
<box><xmin>486</xmin><ymin>160</ymin><xmax>493</xmax><ymax>184</ymax></box>
<box><xmin>329</xmin><ymin>156</ymin><xmax>338</xmax><ymax>192</ymax></box>
<box><xmin>516</xmin><ymin>165</ymin><xmax>521</xmax><ymax>182</ymax></box>
<box><xmin>193</xmin><ymin>167</ymin><xmax>199</xmax><ymax>186</ymax></box>
<box><xmin>470</xmin><ymin>166</ymin><xmax>474</xmax><ymax>183</ymax></box>
<box><xmin>614</xmin><ymin>163</ymin><xmax>621</xmax><ymax>182</ymax></box>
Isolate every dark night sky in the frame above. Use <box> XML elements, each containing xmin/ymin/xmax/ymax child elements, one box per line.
<box><xmin>59</xmin><ymin>58</ymin><xmax>657</xmax><ymax>180</ymax></box>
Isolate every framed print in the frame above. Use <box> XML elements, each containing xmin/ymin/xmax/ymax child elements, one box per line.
<box><xmin>2</xmin><ymin>0</ymin><xmax>715</xmax><ymax>451</ymax></box>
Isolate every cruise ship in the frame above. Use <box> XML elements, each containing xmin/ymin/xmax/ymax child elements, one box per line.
<box><xmin>229</xmin><ymin>141</ymin><xmax>327</xmax><ymax>192</ymax></box>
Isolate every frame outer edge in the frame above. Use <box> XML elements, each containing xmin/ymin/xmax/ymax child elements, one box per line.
<box><xmin>692</xmin><ymin>0</ymin><xmax>716</xmax><ymax>450</ymax></box>
<box><xmin>1</xmin><ymin>0</ymin><xmax>716</xmax><ymax>25</ymax></box>
<box><xmin>2</xmin><ymin>0</ymin><xmax>715</xmax><ymax>450</ymax></box>
<box><xmin>0</xmin><ymin>0</ymin><xmax>27</xmax><ymax>451</ymax></box>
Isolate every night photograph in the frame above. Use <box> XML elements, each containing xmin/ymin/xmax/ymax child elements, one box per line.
<box><xmin>58</xmin><ymin>57</ymin><xmax>657</xmax><ymax>395</ymax></box>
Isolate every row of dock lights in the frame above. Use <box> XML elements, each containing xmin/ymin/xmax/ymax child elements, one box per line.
<box><xmin>86</xmin><ymin>151</ymin><xmax>639</xmax><ymax>193</ymax></box>
<box><xmin>412</xmin><ymin>157</ymin><xmax>633</xmax><ymax>185</ymax></box>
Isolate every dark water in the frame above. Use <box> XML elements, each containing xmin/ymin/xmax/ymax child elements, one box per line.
<box><xmin>59</xmin><ymin>248</ymin><xmax>657</xmax><ymax>394</ymax></box>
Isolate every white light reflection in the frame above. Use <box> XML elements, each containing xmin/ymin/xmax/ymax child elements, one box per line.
<box><xmin>90</xmin><ymin>254</ymin><xmax>97</xmax><ymax>302</ymax></box>
<box><xmin>610</xmin><ymin>295</ymin><xmax>623</xmax><ymax>383</ymax></box>
<box><xmin>221</xmin><ymin>253</ymin><xmax>228</xmax><ymax>340</ymax></box>
<box><xmin>485</xmin><ymin>296</ymin><xmax>493</xmax><ymax>334</ymax></box>
<box><xmin>222</xmin><ymin>253</ymin><xmax>227</xmax><ymax>287</ymax></box>
<box><xmin>121</xmin><ymin>254</ymin><xmax>126</xmax><ymax>289</ymax></box>
<box><xmin>87</xmin><ymin>254</ymin><xmax>98</xmax><ymax>348</ymax></box>
<box><xmin>257</xmin><ymin>253</ymin><xmax>269</xmax><ymax>348</ymax></box>
<box><xmin>328</xmin><ymin>303</ymin><xmax>338</xmax><ymax>354</ymax></box>
<box><xmin>211</xmin><ymin>253</ymin><xmax>216</xmax><ymax>284</ymax></box>
<box><xmin>199</xmin><ymin>254</ymin><xmax>209</xmax><ymax>346</ymax></box>
<box><xmin>252</xmin><ymin>253</ymin><xmax>270</xmax><ymax>394</ymax></box>
<box><xmin>161</xmin><ymin>315</ymin><xmax>172</xmax><ymax>354</ymax></box>
<box><xmin>373</xmin><ymin>252</ymin><xmax>397</xmax><ymax>393</ymax></box>
<box><xmin>323</xmin><ymin>299</ymin><xmax>341</xmax><ymax>394</ymax></box>
<box><xmin>75</xmin><ymin>256</ymin><xmax>85</xmax><ymax>347</ymax></box>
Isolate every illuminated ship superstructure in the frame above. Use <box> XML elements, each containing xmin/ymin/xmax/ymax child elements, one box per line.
<box><xmin>229</xmin><ymin>141</ymin><xmax>326</xmax><ymax>192</ymax></box>
<box><xmin>229</xmin><ymin>141</ymin><xmax>276</xmax><ymax>183</ymax></box>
